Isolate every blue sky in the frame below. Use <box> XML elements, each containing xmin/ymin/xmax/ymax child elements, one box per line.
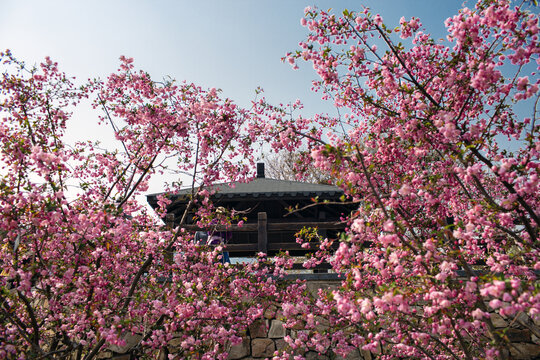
<box><xmin>1</xmin><ymin>0</ymin><xmax>472</xmax><ymax>192</ymax></box>
<box><xmin>1</xmin><ymin>1</ymin><xmax>467</xmax><ymax>112</ymax></box>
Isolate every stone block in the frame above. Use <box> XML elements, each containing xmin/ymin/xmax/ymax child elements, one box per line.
<box><xmin>111</xmin><ymin>355</ymin><xmax>131</xmax><ymax>360</ymax></box>
<box><xmin>315</xmin><ymin>316</ymin><xmax>330</xmax><ymax>332</ymax></box>
<box><xmin>168</xmin><ymin>336</ymin><xmax>182</xmax><ymax>349</ymax></box>
<box><xmin>249</xmin><ymin>319</ymin><xmax>268</xmax><ymax>338</ymax></box>
<box><xmin>228</xmin><ymin>337</ymin><xmax>251</xmax><ymax>359</ymax></box>
<box><xmin>275</xmin><ymin>338</ymin><xmax>288</xmax><ymax>351</ymax></box>
<box><xmin>251</xmin><ymin>338</ymin><xmax>275</xmax><ymax>358</ymax></box>
<box><xmin>514</xmin><ymin>312</ymin><xmax>530</xmax><ymax>327</ymax></box>
<box><xmin>96</xmin><ymin>351</ymin><xmax>113</xmax><ymax>359</ymax></box>
<box><xmin>360</xmin><ymin>349</ymin><xmax>373</xmax><ymax>360</ymax></box>
<box><xmin>305</xmin><ymin>282</ymin><xmax>339</xmax><ymax>297</ymax></box>
<box><xmin>264</xmin><ymin>304</ymin><xmax>278</xmax><ymax>319</ymax></box>
<box><xmin>305</xmin><ymin>351</ymin><xmax>329</xmax><ymax>360</ymax></box>
<box><xmin>157</xmin><ymin>349</ymin><xmax>168</xmax><ymax>360</ymax></box>
<box><xmin>269</xmin><ymin>320</ymin><xmax>286</xmax><ymax>338</ymax></box>
<box><xmin>412</xmin><ymin>306</ymin><xmax>424</xmax><ymax>316</ymax></box>
<box><xmin>513</xmin><ymin>312</ymin><xmax>540</xmax><ymax>339</ymax></box>
<box><xmin>108</xmin><ymin>333</ymin><xmax>142</xmax><ymax>354</ymax></box>
<box><xmin>509</xmin><ymin>343</ymin><xmax>540</xmax><ymax>359</ymax></box>
<box><xmin>290</xmin><ymin>320</ymin><xmax>305</xmax><ymax>330</ymax></box>
<box><xmin>334</xmin><ymin>349</ymin><xmax>362</xmax><ymax>360</ymax></box>
<box><xmin>499</xmin><ymin>348</ymin><xmax>510</xmax><ymax>359</ymax></box>
<box><xmin>491</xmin><ymin>313</ymin><xmax>508</xmax><ymax>328</ymax></box>
<box><xmin>506</xmin><ymin>328</ymin><xmax>531</xmax><ymax>342</ymax></box>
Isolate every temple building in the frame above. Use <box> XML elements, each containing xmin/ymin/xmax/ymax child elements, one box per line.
<box><xmin>146</xmin><ymin>163</ymin><xmax>353</xmax><ymax>259</ymax></box>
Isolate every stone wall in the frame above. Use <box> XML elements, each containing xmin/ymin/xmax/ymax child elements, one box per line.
<box><xmin>99</xmin><ymin>279</ymin><xmax>540</xmax><ymax>359</ymax></box>
<box><xmin>226</xmin><ymin>304</ymin><xmax>372</xmax><ymax>360</ymax></box>
<box><xmin>225</xmin><ymin>279</ymin><xmax>367</xmax><ymax>360</ymax></box>
<box><xmin>489</xmin><ymin>312</ymin><xmax>540</xmax><ymax>359</ymax></box>
<box><xmin>226</xmin><ymin>279</ymin><xmax>540</xmax><ymax>360</ymax></box>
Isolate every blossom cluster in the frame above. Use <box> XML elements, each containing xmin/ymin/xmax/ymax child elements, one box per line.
<box><xmin>266</xmin><ymin>1</ymin><xmax>539</xmax><ymax>358</ymax></box>
<box><xmin>0</xmin><ymin>51</ymin><xmax>301</xmax><ymax>358</ymax></box>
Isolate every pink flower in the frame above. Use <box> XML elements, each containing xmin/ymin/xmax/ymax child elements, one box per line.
<box><xmin>399</xmin><ymin>184</ymin><xmax>412</xmax><ymax>196</ymax></box>
<box><xmin>472</xmin><ymin>308</ymin><xmax>488</xmax><ymax>319</ymax></box>
<box><xmin>489</xmin><ymin>299</ymin><xmax>502</xmax><ymax>309</ymax></box>
<box><xmin>516</xmin><ymin>76</ymin><xmax>529</xmax><ymax>91</ymax></box>
<box><xmin>383</xmin><ymin>220</ymin><xmax>395</xmax><ymax>232</ymax></box>
<box><xmin>373</xmin><ymin>14</ymin><xmax>383</xmax><ymax>27</ymax></box>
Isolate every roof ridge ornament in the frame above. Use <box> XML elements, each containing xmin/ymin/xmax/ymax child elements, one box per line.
<box><xmin>256</xmin><ymin>162</ymin><xmax>265</xmax><ymax>178</ymax></box>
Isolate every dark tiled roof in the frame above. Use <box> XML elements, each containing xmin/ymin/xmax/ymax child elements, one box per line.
<box><xmin>209</xmin><ymin>178</ymin><xmax>341</xmax><ymax>198</ymax></box>
<box><xmin>147</xmin><ymin>178</ymin><xmax>342</xmax><ymax>203</ymax></box>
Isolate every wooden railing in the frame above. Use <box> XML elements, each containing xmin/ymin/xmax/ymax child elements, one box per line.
<box><xmin>169</xmin><ymin>211</ymin><xmax>344</xmax><ymax>255</ymax></box>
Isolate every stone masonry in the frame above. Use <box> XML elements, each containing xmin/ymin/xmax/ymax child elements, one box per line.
<box><xmin>225</xmin><ymin>303</ymin><xmax>374</xmax><ymax>360</ymax></box>
<box><xmin>99</xmin><ymin>280</ymin><xmax>540</xmax><ymax>359</ymax></box>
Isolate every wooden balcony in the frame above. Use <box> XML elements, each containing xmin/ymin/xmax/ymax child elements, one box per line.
<box><xmin>169</xmin><ymin>211</ymin><xmax>344</xmax><ymax>257</ymax></box>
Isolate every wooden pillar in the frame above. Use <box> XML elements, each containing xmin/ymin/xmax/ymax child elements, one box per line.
<box><xmin>257</xmin><ymin>212</ymin><xmax>267</xmax><ymax>254</ymax></box>
<box><xmin>165</xmin><ymin>213</ymin><xmax>175</xmax><ymax>264</ymax></box>
<box><xmin>318</xmin><ymin>211</ymin><xmax>327</xmax><ymax>238</ymax></box>
<box><xmin>165</xmin><ymin>213</ymin><xmax>175</xmax><ymax>230</ymax></box>
<box><xmin>315</xmin><ymin>211</ymin><xmax>328</xmax><ymax>273</ymax></box>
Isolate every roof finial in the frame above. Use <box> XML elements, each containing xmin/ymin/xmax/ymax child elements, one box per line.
<box><xmin>256</xmin><ymin>162</ymin><xmax>265</xmax><ymax>178</ymax></box>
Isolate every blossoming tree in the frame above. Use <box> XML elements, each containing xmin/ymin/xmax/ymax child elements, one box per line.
<box><xmin>260</xmin><ymin>0</ymin><xmax>539</xmax><ymax>359</ymax></box>
<box><xmin>0</xmin><ymin>52</ymin><xmax>300</xmax><ymax>359</ymax></box>
<box><xmin>1</xmin><ymin>0</ymin><xmax>539</xmax><ymax>359</ymax></box>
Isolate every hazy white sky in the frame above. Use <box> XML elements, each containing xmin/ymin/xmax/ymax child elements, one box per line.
<box><xmin>0</xmin><ymin>0</ymin><xmax>472</xmax><ymax>193</ymax></box>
